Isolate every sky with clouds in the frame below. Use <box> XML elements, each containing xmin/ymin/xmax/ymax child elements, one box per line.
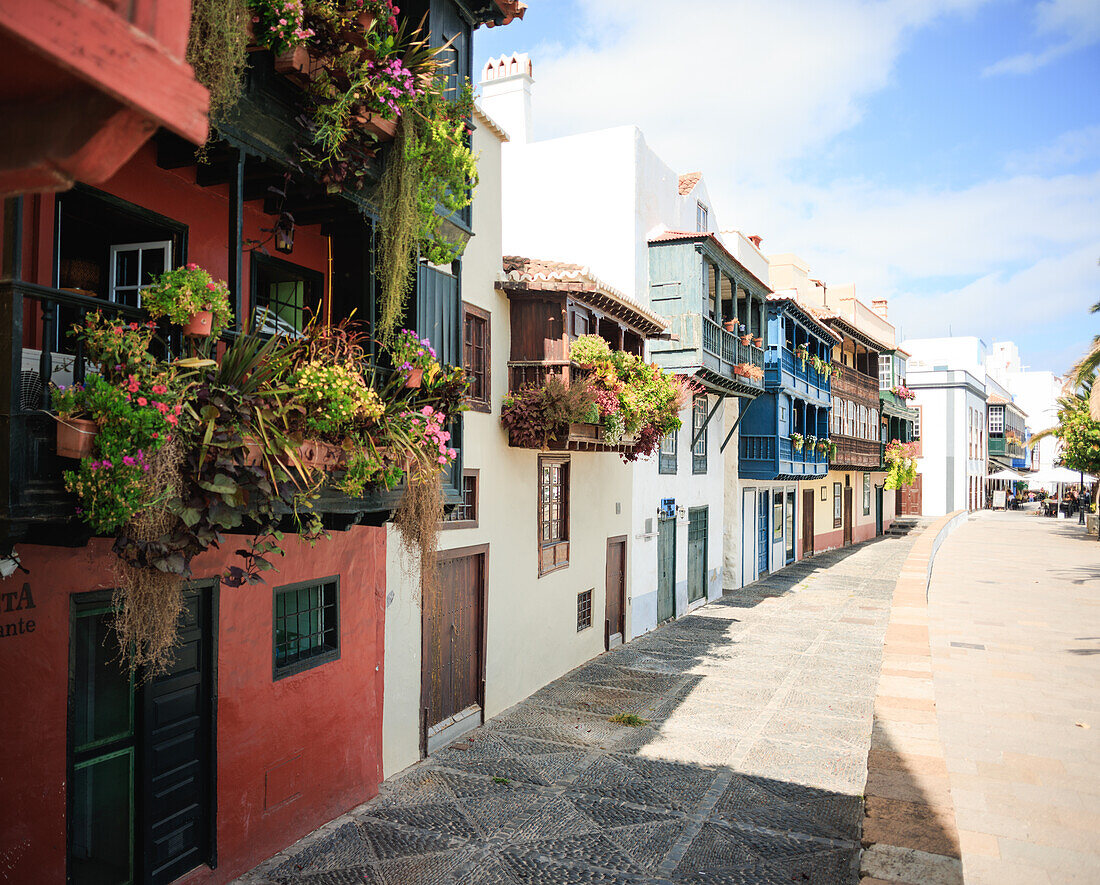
<box><xmin>474</xmin><ymin>0</ymin><xmax>1099</xmax><ymax>375</ymax></box>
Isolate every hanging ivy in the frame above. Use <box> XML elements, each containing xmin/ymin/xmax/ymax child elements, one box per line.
<box><xmin>187</xmin><ymin>0</ymin><xmax>250</xmax><ymax>128</ymax></box>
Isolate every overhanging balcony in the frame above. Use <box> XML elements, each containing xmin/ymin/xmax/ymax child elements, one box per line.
<box><xmin>832</xmin><ymin>368</ymin><xmax>879</xmax><ymax>404</ymax></box>
<box><xmin>830</xmin><ymin>435</ymin><xmax>882</xmax><ymax>470</ymax></box>
<box><xmin>989</xmin><ymin>436</ymin><xmax>1024</xmax><ymax>462</ymax></box>
<box><xmin>651</xmin><ymin>313</ymin><xmax>764</xmax><ymax>396</ymax></box>
<box><xmin>766</xmin><ymin>347</ymin><xmax>831</xmax><ymax>404</ymax></box>
<box><xmin>739</xmin><ymin>434</ymin><xmax>830</xmax><ymax>481</ymax></box>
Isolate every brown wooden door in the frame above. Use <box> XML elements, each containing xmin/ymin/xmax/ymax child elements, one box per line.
<box><xmin>605</xmin><ymin>537</ymin><xmax>626</xmax><ymax>649</ymax></box>
<box><xmin>423</xmin><ymin>547</ymin><xmax>486</xmax><ymax>738</ymax></box>
<box><xmin>843</xmin><ymin>488</ymin><xmax>854</xmax><ymax>546</ymax></box>
<box><xmin>900</xmin><ymin>474</ymin><xmax>923</xmax><ymax>515</ymax></box>
<box><xmin>802</xmin><ymin>489</ymin><xmax>814</xmax><ymax>557</ymax></box>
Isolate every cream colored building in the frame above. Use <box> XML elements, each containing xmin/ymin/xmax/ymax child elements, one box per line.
<box><xmin>383</xmin><ymin>107</ymin><xmax>637</xmax><ymax>777</ymax></box>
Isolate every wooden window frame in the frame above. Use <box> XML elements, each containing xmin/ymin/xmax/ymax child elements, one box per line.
<box><xmin>538</xmin><ymin>455</ymin><xmax>570</xmax><ymax>576</ymax></box>
<box><xmin>833</xmin><ymin>482</ymin><xmax>843</xmax><ymax>528</ymax></box>
<box><xmin>692</xmin><ymin>394</ymin><xmax>708</xmax><ymax>475</ymax></box>
<box><xmin>441</xmin><ymin>469</ymin><xmax>479</xmax><ymax>530</ymax></box>
<box><xmin>863</xmin><ymin>472</ymin><xmax>871</xmax><ymax>516</ymax></box>
<box><xmin>577</xmin><ymin>589</ymin><xmax>593</xmax><ymax>631</ymax></box>
<box><xmin>462</xmin><ymin>301</ymin><xmax>491</xmax><ymax>413</ymax></box>
<box><xmin>659</xmin><ymin>428</ymin><xmax>678</xmax><ymax>475</ymax></box>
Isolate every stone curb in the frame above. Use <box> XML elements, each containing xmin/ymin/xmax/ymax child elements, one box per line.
<box><xmin>859</xmin><ymin>511</ymin><xmax>967</xmax><ymax>885</ymax></box>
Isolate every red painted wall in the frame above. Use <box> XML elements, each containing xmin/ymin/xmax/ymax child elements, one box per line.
<box><xmin>0</xmin><ymin>526</ymin><xmax>387</xmax><ymax>885</ymax></box>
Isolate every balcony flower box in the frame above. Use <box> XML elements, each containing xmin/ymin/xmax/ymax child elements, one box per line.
<box><xmin>733</xmin><ymin>362</ymin><xmax>764</xmax><ymax>381</ymax></box>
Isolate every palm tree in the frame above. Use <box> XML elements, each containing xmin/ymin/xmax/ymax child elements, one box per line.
<box><xmin>1072</xmin><ymin>297</ymin><xmax>1100</xmax><ymax>420</ymax></box>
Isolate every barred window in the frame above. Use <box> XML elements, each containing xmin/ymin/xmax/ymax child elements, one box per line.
<box><xmin>692</xmin><ymin>394</ymin><xmax>708</xmax><ymax>474</ymax></box>
<box><xmin>443</xmin><ymin>470</ymin><xmax>478</xmax><ymax>528</ymax></box>
<box><xmin>273</xmin><ymin>578</ymin><xmax>339</xmax><ymax>679</ymax></box>
<box><xmin>577</xmin><ymin>589</ymin><xmax>592</xmax><ymax>631</ymax></box>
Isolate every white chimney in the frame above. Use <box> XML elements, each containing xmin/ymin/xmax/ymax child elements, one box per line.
<box><xmin>871</xmin><ymin>299</ymin><xmax>888</xmax><ymax>320</ymax></box>
<box><xmin>479</xmin><ymin>53</ymin><xmax>534</xmax><ymax>144</ymax></box>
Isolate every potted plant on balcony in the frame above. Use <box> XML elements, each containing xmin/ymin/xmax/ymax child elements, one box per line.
<box><xmin>790</xmin><ymin>432</ymin><xmax>804</xmax><ymax>451</ymax></box>
<box><xmin>795</xmin><ymin>343</ymin><xmax>809</xmax><ymax>367</ymax></box>
<box><xmin>815</xmin><ymin>439</ymin><xmax>828</xmax><ymax>454</ymax></box>
<box><xmin>827</xmin><ymin>441</ymin><xmax>837</xmax><ymax>459</ymax></box>
<box><xmin>753</xmin><ymin>335</ymin><xmax>763</xmax><ymax>348</ymax></box>
<box><xmin>804</xmin><ymin>435</ymin><xmax>817</xmax><ymax>454</ymax></box>
<box><xmin>51</xmin><ymin>380</ymin><xmax>99</xmax><ymax>459</ymax></box>
<box><xmin>739</xmin><ymin>329</ymin><xmax>752</xmax><ymax>345</ymax></box>
<box><xmin>143</xmin><ymin>264</ymin><xmax>233</xmax><ymax>338</ymax></box>
<box><xmin>884</xmin><ymin>440</ymin><xmax>918</xmax><ymax>489</ymax></box>
<box><xmin>390</xmin><ymin>328</ymin><xmax>438</xmax><ymax>388</ymax></box>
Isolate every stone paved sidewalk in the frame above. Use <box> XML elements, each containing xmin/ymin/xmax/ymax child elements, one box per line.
<box><xmin>237</xmin><ymin>529</ymin><xmax>925</xmax><ymax>885</ymax></box>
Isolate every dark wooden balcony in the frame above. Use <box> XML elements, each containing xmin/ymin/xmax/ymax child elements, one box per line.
<box><xmin>0</xmin><ymin>279</ymin><xmax>455</xmax><ymax>544</ymax></box>
<box><xmin>832</xmin><ymin>368</ymin><xmax>879</xmax><ymax>405</ymax></box>
<box><xmin>830</xmin><ymin>435</ymin><xmax>882</xmax><ymax>470</ymax></box>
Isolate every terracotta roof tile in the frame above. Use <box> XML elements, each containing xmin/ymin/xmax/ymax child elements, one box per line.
<box><xmin>488</xmin><ymin>0</ymin><xmax>526</xmax><ymax>26</ymax></box>
<box><xmin>499</xmin><ymin>256</ymin><xmax>667</xmax><ymax>335</ymax></box>
<box><xmin>678</xmin><ymin>172</ymin><xmax>701</xmax><ymax>195</ymax></box>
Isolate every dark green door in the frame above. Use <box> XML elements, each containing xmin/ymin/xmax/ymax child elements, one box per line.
<box><xmin>875</xmin><ymin>486</ymin><xmax>884</xmax><ymax>536</ymax></box>
<box><xmin>657</xmin><ymin>516</ymin><xmax>676</xmax><ymax>622</ymax></box>
<box><xmin>687</xmin><ymin>507</ymin><xmax>707</xmax><ymax>604</ymax></box>
<box><xmin>70</xmin><ymin>587</ymin><xmax>214</xmax><ymax>885</ymax></box>
<box><xmin>71</xmin><ymin>597</ymin><xmax>136</xmax><ymax>885</ymax></box>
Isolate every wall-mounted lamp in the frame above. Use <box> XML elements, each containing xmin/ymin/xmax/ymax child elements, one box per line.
<box><xmin>274</xmin><ymin>212</ymin><xmax>295</xmax><ymax>254</ymax></box>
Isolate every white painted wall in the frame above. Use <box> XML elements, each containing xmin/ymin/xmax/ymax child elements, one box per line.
<box><xmin>907</xmin><ymin>369</ymin><xmax>987</xmax><ymax>516</ymax></box>
<box><xmin>985</xmin><ymin>340</ymin><xmax>1063</xmax><ymax>471</ymax></box>
<box><xmin>383</xmin><ymin>110</ymin><xmax>633</xmax><ymax>778</ymax></box>
<box><xmin>482</xmin><ymin>72</ymin><xmax>727</xmax><ymax>635</ymax></box>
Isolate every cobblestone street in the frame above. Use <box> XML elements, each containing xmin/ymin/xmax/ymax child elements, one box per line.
<box><xmin>238</xmin><ymin>529</ymin><xmax>924</xmax><ymax>885</ymax></box>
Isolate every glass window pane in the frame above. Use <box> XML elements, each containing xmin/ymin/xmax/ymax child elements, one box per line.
<box><xmin>114</xmin><ymin>250</ymin><xmax>138</xmax><ymax>288</ymax></box>
<box><xmin>74</xmin><ymin>613</ymin><xmax>132</xmax><ymax>750</ymax></box>
<box><xmin>140</xmin><ymin>247</ymin><xmax>165</xmax><ymax>284</ymax></box>
<box><xmin>71</xmin><ymin>750</ymin><xmax>132</xmax><ymax>885</ymax></box>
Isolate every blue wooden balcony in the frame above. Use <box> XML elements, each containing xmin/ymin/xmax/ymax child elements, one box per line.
<box><xmin>739</xmin><ymin>433</ymin><xmax>831</xmax><ymax>481</ymax></box>
<box><xmin>765</xmin><ymin>347</ymin><xmax>831</xmax><ymax>405</ymax></box>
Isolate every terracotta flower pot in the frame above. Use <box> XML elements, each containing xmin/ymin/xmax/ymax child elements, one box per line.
<box><xmin>754</xmin><ymin>337</ymin><xmax>763</xmax><ymax>348</ymax></box>
<box><xmin>184</xmin><ymin>310</ymin><xmax>213</xmax><ymax>337</ymax></box>
<box><xmin>274</xmin><ymin>46</ymin><xmax>314</xmax><ymax>85</ymax></box>
<box><xmin>298</xmin><ymin>439</ymin><xmax>325</xmax><ymax>470</ymax></box>
<box><xmin>740</xmin><ymin>334</ymin><xmax>751</xmax><ymax>345</ymax></box>
<box><xmin>723</xmin><ymin>321</ymin><xmax>738</xmax><ymax>333</ymax></box>
<box><xmin>56</xmin><ymin>417</ymin><xmax>98</xmax><ymax>459</ymax></box>
<box><xmin>404</xmin><ymin>367</ymin><xmax>424</xmax><ymax>389</ymax></box>
<box><xmin>359</xmin><ymin>113</ymin><xmax>398</xmax><ymax>141</ymax></box>
<box><xmin>357</xmin><ymin>10</ymin><xmax>376</xmax><ymax>30</ymax></box>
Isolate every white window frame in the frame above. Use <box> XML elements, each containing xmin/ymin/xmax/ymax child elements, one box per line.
<box><xmin>109</xmin><ymin>240</ymin><xmax>172</xmax><ymax>307</ymax></box>
<box><xmin>879</xmin><ymin>354</ymin><xmax>892</xmax><ymax>390</ymax></box>
<box><xmin>988</xmin><ymin>405</ymin><xmax>1004</xmax><ymax>435</ymax></box>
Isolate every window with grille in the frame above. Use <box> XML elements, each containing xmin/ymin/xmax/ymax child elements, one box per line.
<box><xmin>988</xmin><ymin>406</ymin><xmax>1004</xmax><ymax>435</ymax></box>
<box><xmin>443</xmin><ymin>470</ymin><xmax>478</xmax><ymax>528</ymax></box>
<box><xmin>879</xmin><ymin>354</ymin><xmax>892</xmax><ymax>390</ymax></box>
<box><xmin>538</xmin><ymin>457</ymin><xmax>569</xmax><ymax>575</ymax></box>
<box><xmin>577</xmin><ymin>589</ymin><xmax>592</xmax><ymax>631</ymax></box>
<box><xmin>692</xmin><ymin>394</ymin><xmax>708</xmax><ymax>474</ymax></box>
<box><xmin>252</xmin><ymin>254</ymin><xmax>322</xmax><ymax>337</ymax></box>
<box><xmin>273</xmin><ymin>578</ymin><xmax>339</xmax><ymax>679</ymax></box>
<box><xmin>462</xmin><ymin>302</ymin><xmax>490</xmax><ymax>413</ymax></box>
<box><xmin>659</xmin><ymin>428</ymin><xmax>678</xmax><ymax>474</ymax></box>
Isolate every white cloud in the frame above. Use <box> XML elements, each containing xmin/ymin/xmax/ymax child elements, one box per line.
<box><xmin>528</xmin><ymin>0</ymin><xmax>991</xmax><ymax>174</ymax></box>
<box><xmin>1005</xmin><ymin>124</ymin><xmax>1100</xmax><ymax>173</ymax></box>
<box><xmin>983</xmin><ymin>0</ymin><xmax>1100</xmax><ymax>75</ymax></box>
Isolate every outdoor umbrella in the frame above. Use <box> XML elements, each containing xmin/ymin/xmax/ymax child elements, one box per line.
<box><xmin>989</xmin><ymin>467</ymin><xmax>1024</xmax><ymax>481</ymax></box>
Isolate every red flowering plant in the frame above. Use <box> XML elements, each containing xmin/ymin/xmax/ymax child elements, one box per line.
<box><xmin>59</xmin><ymin>312</ymin><xmax>188</xmax><ymax>533</ymax></box>
<box><xmin>142</xmin><ymin>264</ymin><xmax>233</xmax><ymax>336</ymax></box>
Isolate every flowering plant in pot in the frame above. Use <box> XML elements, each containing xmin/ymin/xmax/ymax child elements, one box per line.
<box><xmin>790</xmin><ymin>432</ymin><xmax>804</xmax><ymax>451</ymax></box>
<box><xmin>248</xmin><ymin>0</ymin><xmax>315</xmax><ymax>54</ymax></box>
<box><xmin>51</xmin><ymin>380</ymin><xmax>99</xmax><ymax>459</ymax></box>
<box><xmin>142</xmin><ymin>264</ymin><xmax>233</xmax><ymax>337</ymax></box>
<box><xmin>816</xmin><ymin>439</ymin><xmax>828</xmax><ymax>454</ymax></box>
<box><xmin>389</xmin><ymin>328</ymin><xmax>437</xmax><ymax>387</ymax></box>
<box><xmin>804</xmin><ymin>435</ymin><xmax>817</xmax><ymax>452</ymax></box>
<box><xmin>740</xmin><ymin>331</ymin><xmax>752</xmax><ymax>345</ymax></box>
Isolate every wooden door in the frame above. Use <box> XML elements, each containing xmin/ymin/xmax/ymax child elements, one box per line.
<box><xmin>70</xmin><ymin>586</ymin><xmax>215</xmax><ymax>885</ymax></box>
<box><xmin>757</xmin><ymin>491</ymin><xmax>769</xmax><ymax>576</ymax></box>
<box><xmin>843</xmin><ymin>488</ymin><xmax>854</xmax><ymax>546</ymax></box>
<box><xmin>900</xmin><ymin>474</ymin><xmax>923</xmax><ymax>515</ymax></box>
<box><xmin>142</xmin><ymin>587</ymin><xmax>214</xmax><ymax>885</ymax></box>
<box><xmin>605</xmin><ymin>537</ymin><xmax>626</xmax><ymax>649</ymax></box>
<box><xmin>687</xmin><ymin>507</ymin><xmax>707</xmax><ymax>604</ymax></box>
<box><xmin>875</xmin><ymin>486</ymin><xmax>884</xmax><ymax>536</ymax></box>
<box><xmin>802</xmin><ymin>489</ymin><xmax>814</xmax><ymax>557</ymax></box>
<box><xmin>423</xmin><ymin>547</ymin><xmax>486</xmax><ymax>739</ymax></box>
<box><xmin>657</xmin><ymin>517</ymin><xmax>676</xmax><ymax>622</ymax></box>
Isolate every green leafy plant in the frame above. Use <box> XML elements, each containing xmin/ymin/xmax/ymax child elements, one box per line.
<box><xmin>187</xmin><ymin>0</ymin><xmax>250</xmax><ymax>126</ymax></box>
<box><xmin>143</xmin><ymin>264</ymin><xmax>234</xmax><ymax>334</ymax></box>
<box><xmin>883</xmin><ymin>440</ymin><xmax>918</xmax><ymax>489</ymax></box>
<box><xmin>790</xmin><ymin>432</ymin><xmax>804</xmax><ymax>451</ymax></box>
<box><xmin>609</xmin><ymin>713</ymin><xmax>648</xmax><ymax>727</ymax></box>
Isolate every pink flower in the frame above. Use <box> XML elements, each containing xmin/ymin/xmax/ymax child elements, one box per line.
<box><xmin>206</xmin><ymin>281</ymin><xmax>217</xmax><ymax>291</ymax></box>
<box><xmin>166</xmin><ymin>415</ymin><xmax>178</xmax><ymax>426</ymax></box>
<box><xmin>137</xmin><ymin>396</ymin><xmax>147</xmax><ymax>406</ymax></box>
<box><xmin>152</xmin><ymin>384</ymin><xmax>167</xmax><ymax>395</ymax></box>
<box><xmin>278</xmin><ymin>17</ymin><xmax>287</xmax><ymax>24</ymax></box>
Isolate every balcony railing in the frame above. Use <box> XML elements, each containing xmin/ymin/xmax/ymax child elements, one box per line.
<box><xmin>833</xmin><ymin>368</ymin><xmax>879</xmax><ymax>404</ymax></box>
<box><xmin>507</xmin><ymin>359</ymin><xmax>586</xmax><ymax>392</ymax></box>
<box><xmin>0</xmin><ymin>280</ymin><xmax>445</xmax><ymax>538</ymax></box>
<box><xmin>830</xmin><ymin>435</ymin><xmax>882</xmax><ymax>469</ymax></box>
<box><xmin>739</xmin><ymin>433</ymin><xmax>830</xmax><ymax>479</ymax></box>
<box><xmin>989</xmin><ymin>436</ymin><xmax>1025</xmax><ymax>460</ymax></box>
<box><xmin>764</xmin><ymin>347</ymin><xmax>831</xmax><ymax>399</ymax></box>
<box><xmin>701</xmin><ymin>316</ymin><xmax>763</xmax><ymax>370</ymax></box>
